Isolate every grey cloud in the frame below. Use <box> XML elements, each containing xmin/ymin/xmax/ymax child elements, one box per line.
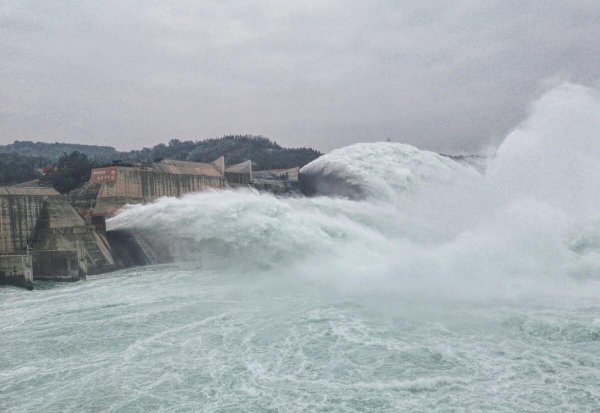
<box><xmin>1</xmin><ymin>0</ymin><xmax>599</xmax><ymax>153</ymax></box>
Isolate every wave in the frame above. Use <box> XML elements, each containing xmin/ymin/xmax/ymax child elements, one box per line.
<box><xmin>298</xmin><ymin>142</ymin><xmax>480</xmax><ymax>200</ymax></box>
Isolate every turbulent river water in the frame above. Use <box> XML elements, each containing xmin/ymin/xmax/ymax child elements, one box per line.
<box><xmin>2</xmin><ymin>83</ymin><xmax>600</xmax><ymax>412</ymax></box>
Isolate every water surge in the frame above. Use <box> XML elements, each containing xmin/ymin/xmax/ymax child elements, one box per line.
<box><xmin>2</xmin><ymin>83</ymin><xmax>600</xmax><ymax>411</ymax></box>
<box><xmin>109</xmin><ymin>83</ymin><xmax>600</xmax><ymax>302</ymax></box>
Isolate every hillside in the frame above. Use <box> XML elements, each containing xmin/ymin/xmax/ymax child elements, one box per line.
<box><xmin>0</xmin><ymin>153</ymin><xmax>49</xmax><ymax>185</ymax></box>
<box><xmin>0</xmin><ymin>136</ymin><xmax>322</xmax><ymax>170</ymax></box>
<box><xmin>0</xmin><ymin>141</ymin><xmax>122</xmax><ymax>160</ymax></box>
<box><xmin>127</xmin><ymin>136</ymin><xmax>322</xmax><ymax>170</ymax></box>
<box><xmin>0</xmin><ymin>136</ymin><xmax>323</xmax><ymax>187</ymax></box>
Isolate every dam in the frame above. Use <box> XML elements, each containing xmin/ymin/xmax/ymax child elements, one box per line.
<box><xmin>0</xmin><ymin>157</ymin><xmax>256</xmax><ymax>288</ymax></box>
<box><xmin>0</xmin><ymin>187</ymin><xmax>114</xmax><ymax>289</ymax></box>
<box><xmin>90</xmin><ymin>158</ymin><xmax>228</xmax><ymax>216</ymax></box>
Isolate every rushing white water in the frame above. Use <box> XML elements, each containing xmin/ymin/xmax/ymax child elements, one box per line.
<box><xmin>2</xmin><ymin>83</ymin><xmax>600</xmax><ymax>411</ymax></box>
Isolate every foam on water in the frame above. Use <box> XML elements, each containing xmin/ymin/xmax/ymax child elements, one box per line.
<box><xmin>2</xmin><ymin>83</ymin><xmax>600</xmax><ymax>411</ymax></box>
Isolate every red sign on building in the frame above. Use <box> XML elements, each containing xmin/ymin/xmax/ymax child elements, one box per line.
<box><xmin>90</xmin><ymin>167</ymin><xmax>118</xmax><ymax>184</ymax></box>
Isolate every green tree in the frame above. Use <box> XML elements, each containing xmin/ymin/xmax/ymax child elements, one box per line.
<box><xmin>44</xmin><ymin>151</ymin><xmax>95</xmax><ymax>193</ymax></box>
<box><xmin>0</xmin><ymin>153</ymin><xmax>46</xmax><ymax>185</ymax></box>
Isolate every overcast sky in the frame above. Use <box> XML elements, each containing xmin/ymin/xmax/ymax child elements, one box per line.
<box><xmin>1</xmin><ymin>1</ymin><xmax>599</xmax><ymax>153</ymax></box>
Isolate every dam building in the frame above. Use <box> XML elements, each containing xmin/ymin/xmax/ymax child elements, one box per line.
<box><xmin>90</xmin><ymin>158</ymin><xmax>254</xmax><ymax>217</ymax></box>
<box><xmin>253</xmin><ymin>167</ymin><xmax>300</xmax><ymax>193</ymax></box>
<box><xmin>0</xmin><ymin>187</ymin><xmax>116</xmax><ymax>289</ymax></box>
<box><xmin>1</xmin><ymin>158</ymin><xmax>255</xmax><ymax>288</ymax></box>
<box><xmin>91</xmin><ymin>158</ymin><xmax>227</xmax><ymax>217</ymax></box>
<box><xmin>225</xmin><ymin>160</ymin><xmax>253</xmax><ymax>186</ymax></box>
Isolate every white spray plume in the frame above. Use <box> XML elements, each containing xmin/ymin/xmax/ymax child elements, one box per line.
<box><xmin>109</xmin><ymin>83</ymin><xmax>600</xmax><ymax>302</ymax></box>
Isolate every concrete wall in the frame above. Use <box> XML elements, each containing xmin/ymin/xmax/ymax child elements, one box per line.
<box><xmin>32</xmin><ymin>250</ymin><xmax>81</xmax><ymax>281</ymax></box>
<box><xmin>253</xmin><ymin>167</ymin><xmax>301</xmax><ymax>194</ymax></box>
<box><xmin>30</xmin><ymin>196</ymin><xmax>115</xmax><ymax>275</ymax></box>
<box><xmin>139</xmin><ymin>170</ymin><xmax>223</xmax><ymax>199</ymax></box>
<box><xmin>0</xmin><ymin>187</ymin><xmax>116</xmax><ymax>287</ymax></box>
<box><xmin>225</xmin><ymin>160</ymin><xmax>253</xmax><ymax>186</ymax></box>
<box><xmin>93</xmin><ymin>166</ymin><xmax>225</xmax><ymax>216</ymax></box>
<box><xmin>0</xmin><ymin>254</ymin><xmax>33</xmax><ymax>289</ymax></box>
<box><xmin>253</xmin><ymin>167</ymin><xmax>299</xmax><ymax>181</ymax></box>
<box><xmin>0</xmin><ymin>188</ymin><xmax>54</xmax><ymax>252</ymax></box>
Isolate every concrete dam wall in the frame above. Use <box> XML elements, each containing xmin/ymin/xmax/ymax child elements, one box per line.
<box><xmin>1</xmin><ymin>157</ymin><xmax>254</xmax><ymax>288</ymax></box>
<box><xmin>91</xmin><ymin>159</ymin><xmax>226</xmax><ymax>217</ymax></box>
<box><xmin>0</xmin><ymin>187</ymin><xmax>116</xmax><ymax>288</ymax></box>
<box><xmin>0</xmin><ymin>254</ymin><xmax>33</xmax><ymax>290</ymax></box>
<box><xmin>0</xmin><ymin>187</ymin><xmax>47</xmax><ymax>253</ymax></box>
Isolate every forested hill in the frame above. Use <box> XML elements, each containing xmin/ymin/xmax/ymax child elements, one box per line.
<box><xmin>129</xmin><ymin>136</ymin><xmax>322</xmax><ymax>170</ymax></box>
<box><xmin>1</xmin><ymin>136</ymin><xmax>322</xmax><ymax>170</ymax></box>
<box><xmin>0</xmin><ymin>141</ymin><xmax>122</xmax><ymax>160</ymax></box>
<box><xmin>0</xmin><ymin>136</ymin><xmax>322</xmax><ymax>188</ymax></box>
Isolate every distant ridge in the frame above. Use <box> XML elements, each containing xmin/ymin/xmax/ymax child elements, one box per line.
<box><xmin>130</xmin><ymin>135</ymin><xmax>322</xmax><ymax>170</ymax></box>
<box><xmin>0</xmin><ymin>135</ymin><xmax>322</xmax><ymax>170</ymax></box>
<box><xmin>0</xmin><ymin>136</ymin><xmax>323</xmax><ymax>187</ymax></box>
<box><xmin>0</xmin><ymin>141</ymin><xmax>122</xmax><ymax>160</ymax></box>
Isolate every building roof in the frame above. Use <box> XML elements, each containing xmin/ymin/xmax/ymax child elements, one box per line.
<box><xmin>152</xmin><ymin>159</ymin><xmax>223</xmax><ymax>177</ymax></box>
<box><xmin>0</xmin><ymin>187</ymin><xmax>59</xmax><ymax>196</ymax></box>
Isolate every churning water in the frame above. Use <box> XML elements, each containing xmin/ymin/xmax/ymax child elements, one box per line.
<box><xmin>2</xmin><ymin>83</ymin><xmax>600</xmax><ymax>412</ymax></box>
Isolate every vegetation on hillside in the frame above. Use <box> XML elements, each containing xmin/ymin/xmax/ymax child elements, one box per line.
<box><xmin>1</xmin><ymin>136</ymin><xmax>321</xmax><ymax>170</ymax></box>
<box><xmin>125</xmin><ymin>136</ymin><xmax>322</xmax><ymax>170</ymax></box>
<box><xmin>0</xmin><ymin>141</ymin><xmax>121</xmax><ymax>160</ymax></box>
<box><xmin>0</xmin><ymin>151</ymin><xmax>103</xmax><ymax>193</ymax></box>
<box><xmin>0</xmin><ymin>153</ymin><xmax>49</xmax><ymax>185</ymax></box>
<box><xmin>0</xmin><ymin>135</ymin><xmax>323</xmax><ymax>191</ymax></box>
<box><xmin>40</xmin><ymin>152</ymin><xmax>99</xmax><ymax>194</ymax></box>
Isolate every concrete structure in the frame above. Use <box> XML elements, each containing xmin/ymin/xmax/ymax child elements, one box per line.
<box><xmin>253</xmin><ymin>167</ymin><xmax>300</xmax><ymax>193</ymax></box>
<box><xmin>0</xmin><ymin>187</ymin><xmax>114</xmax><ymax>288</ymax></box>
<box><xmin>225</xmin><ymin>160</ymin><xmax>253</xmax><ymax>187</ymax></box>
<box><xmin>31</xmin><ymin>250</ymin><xmax>81</xmax><ymax>281</ymax></box>
<box><xmin>0</xmin><ymin>254</ymin><xmax>33</xmax><ymax>290</ymax></box>
<box><xmin>91</xmin><ymin>158</ymin><xmax>226</xmax><ymax>216</ymax></box>
<box><xmin>0</xmin><ymin>157</ymin><xmax>276</xmax><ymax>289</ymax></box>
